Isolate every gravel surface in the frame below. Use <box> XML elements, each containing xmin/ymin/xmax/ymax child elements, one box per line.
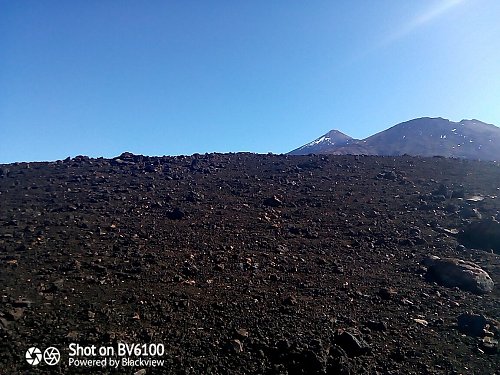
<box><xmin>1</xmin><ymin>153</ymin><xmax>499</xmax><ymax>374</ymax></box>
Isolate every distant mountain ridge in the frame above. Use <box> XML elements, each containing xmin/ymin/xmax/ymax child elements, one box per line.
<box><xmin>289</xmin><ymin>117</ymin><xmax>500</xmax><ymax>160</ymax></box>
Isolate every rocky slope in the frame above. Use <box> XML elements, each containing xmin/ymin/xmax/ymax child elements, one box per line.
<box><xmin>290</xmin><ymin>118</ymin><xmax>500</xmax><ymax>161</ymax></box>
<box><xmin>1</xmin><ymin>153</ymin><xmax>499</xmax><ymax>374</ymax></box>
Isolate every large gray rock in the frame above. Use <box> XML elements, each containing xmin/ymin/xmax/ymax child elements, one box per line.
<box><xmin>423</xmin><ymin>256</ymin><xmax>494</xmax><ymax>294</ymax></box>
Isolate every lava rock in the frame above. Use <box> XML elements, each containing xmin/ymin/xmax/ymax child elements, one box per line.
<box><xmin>186</xmin><ymin>191</ymin><xmax>204</xmax><ymax>202</ymax></box>
<box><xmin>12</xmin><ymin>298</ymin><xmax>33</xmax><ymax>308</ymax></box>
<box><xmin>377</xmin><ymin>170</ymin><xmax>398</xmax><ymax>180</ymax></box>
<box><xmin>458</xmin><ymin>218</ymin><xmax>500</xmax><ymax>253</ymax></box>
<box><xmin>480</xmin><ymin>337</ymin><xmax>499</xmax><ymax>354</ymax></box>
<box><xmin>234</xmin><ymin>328</ymin><xmax>249</xmax><ymax>340</ymax></box>
<box><xmin>5</xmin><ymin>308</ymin><xmax>25</xmax><ymax>321</ymax></box>
<box><xmin>334</xmin><ymin>331</ymin><xmax>370</xmax><ymax>357</ymax></box>
<box><xmin>166</xmin><ymin>207</ymin><xmax>185</xmax><ymax>220</ymax></box>
<box><xmin>225</xmin><ymin>339</ymin><xmax>243</xmax><ymax>353</ymax></box>
<box><xmin>423</xmin><ymin>256</ymin><xmax>494</xmax><ymax>294</ymax></box>
<box><xmin>282</xmin><ymin>295</ymin><xmax>297</xmax><ymax>306</ymax></box>
<box><xmin>457</xmin><ymin>313</ymin><xmax>487</xmax><ymax>337</ymax></box>
<box><xmin>459</xmin><ymin>206</ymin><xmax>482</xmax><ymax>220</ymax></box>
<box><xmin>263</xmin><ymin>195</ymin><xmax>283</xmax><ymax>207</ymax></box>
<box><xmin>378</xmin><ymin>287</ymin><xmax>397</xmax><ymax>300</ymax></box>
<box><xmin>432</xmin><ymin>184</ymin><xmax>449</xmax><ymax>198</ymax></box>
<box><xmin>365</xmin><ymin>320</ymin><xmax>387</xmax><ymax>332</ymax></box>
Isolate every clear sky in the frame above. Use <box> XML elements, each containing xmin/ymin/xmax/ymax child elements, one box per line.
<box><xmin>1</xmin><ymin>0</ymin><xmax>499</xmax><ymax>163</ymax></box>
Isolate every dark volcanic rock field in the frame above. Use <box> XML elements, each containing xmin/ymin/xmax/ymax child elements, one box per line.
<box><xmin>1</xmin><ymin>153</ymin><xmax>499</xmax><ymax>374</ymax></box>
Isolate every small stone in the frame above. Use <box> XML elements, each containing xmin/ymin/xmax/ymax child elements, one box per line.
<box><xmin>6</xmin><ymin>308</ymin><xmax>25</xmax><ymax>321</ymax></box>
<box><xmin>365</xmin><ymin>320</ymin><xmax>387</xmax><ymax>332</ymax></box>
<box><xmin>378</xmin><ymin>287</ymin><xmax>397</xmax><ymax>300</ymax></box>
<box><xmin>0</xmin><ymin>317</ymin><xmax>10</xmax><ymax>328</ymax></box>
<box><xmin>166</xmin><ymin>208</ymin><xmax>185</xmax><ymax>220</ymax></box>
<box><xmin>263</xmin><ymin>195</ymin><xmax>283</xmax><ymax>207</ymax></box>
<box><xmin>451</xmin><ymin>188</ymin><xmax>465</xmax><ymax>198</ymax></box>
<box><xmin>480</xmin><ymin>337</ymin><xmax>498</xmax><ymax>354</ymax></box>
<box><xmin>226</xmin><ymin>339</ymin><xmax>243</xmax><ymax>353</ymax></box>
<box><xmin>66</xmin><ymin>331</ymin><xmax>79</xmax><ymax>340</ymax></box>
<box><xmin>433</xmin><ymin>184</ymin><xmax>449</xmax><ymax>197</ymax></box>
<box><xmin>332</xmin><ymin>262</ymin><xmax>344</xmax><ymax>274</ymax></box>
<box><xmin>214</xmin><ymin>264</ymin><xmax>225</xmax><ymax>271</ymax></box>
<box><xmin>276</xmin><ymin>339</ymin><xmax>291</xmax><ymax>352</ymax></box>
<box><xmin>186</xmin><ymin>191</ymin><xmax>204</xmax><ymax>202</ymax></box>
<box><xmin>282</xmin><ymin>295</ymin><xmax>297</xmax><ymax>306</ymax></box>
<box><xmin>413</xmin><ymin>318</ymin><xmax>428</xmax><ymax>326</ymax></box>
<box><xmin>13</xmin><ymin>298</ymin><xmax>32</xmax><ymax>308</ymax></box>
<box><xmin>432</xmin><ymin>318</ymin><xmax>445</xmax><ymax>326</ymax></box>
<box><xmin>235</xmin><ymin>328</ymin><xmax>249</xmax><ymax>340</ymax></box>
<box><xmin>71</xmin><ymin>260</ymin><xmax>82</xmax><ymax>271</ymax></box>
<box><xmin>377</xmin><ymin>170</ymin><xmax>397</xmax><ymax>180</ymax></box>
<box><xmin>182</xmin><ymin>263</ymin><xmax>199</xmax><ymax>276</ymax></box>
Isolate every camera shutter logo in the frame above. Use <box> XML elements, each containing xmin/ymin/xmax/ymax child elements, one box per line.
<box><xmin>43</xmin><ymin>347</ymin><xmax>61</xmax><ymax>365</ymax></box>
<box><xmin>25</xmin><ymin>347</ymin><xmax>42</xmax><ymax>366</ymax></box>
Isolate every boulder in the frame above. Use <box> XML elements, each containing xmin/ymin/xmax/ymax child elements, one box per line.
<box><xmin>422</xmin><ymin>256</ymin><xmax>494</xmax><ymax>294</ymax></box>
<box><xmin>458</xmin><ymin>218</ymin><xmax>500</xmax><ymax>253</ymax></box>
<box><xmin>334</xmin><ymin>330</ymin><xmax>370</xmax><ymax>357</ymax></box>
<box><xmin>457</xmin><ymin>313</ymin><xmax>487</xmax><ymax>337</ymax></box>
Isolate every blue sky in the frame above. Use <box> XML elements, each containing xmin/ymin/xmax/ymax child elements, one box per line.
<box><xmin>1</xmin><ymin>0</ymin><xmax>499</xmax><ymax>163</ymax></box>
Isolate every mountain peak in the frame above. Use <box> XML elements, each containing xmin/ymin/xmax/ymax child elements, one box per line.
<box><xmin>288</xmin><ymin>129</ymin><xmax>354</xmax><ymax>155</ymax></box>
<box><xmin>290</xmin><ymin>117</ymin><xmax>500</xmax><ymax>160</ymax></box>
<box><xmin>324</xmin><ymin>129</ymin><xmax>352</xmax><ymax>137</ymax></box>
